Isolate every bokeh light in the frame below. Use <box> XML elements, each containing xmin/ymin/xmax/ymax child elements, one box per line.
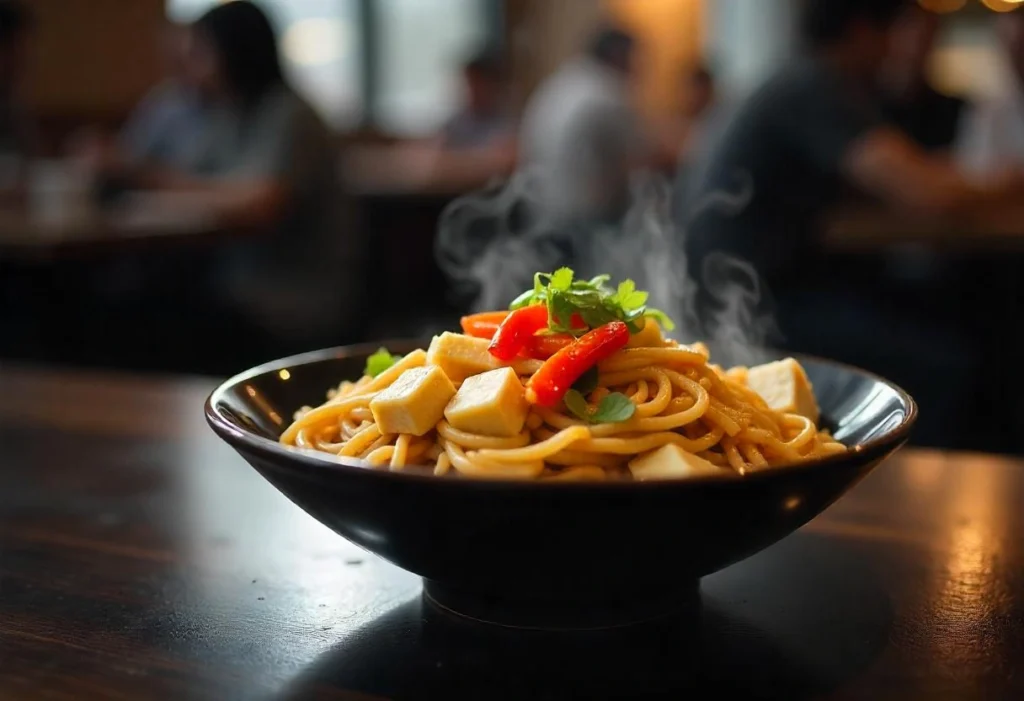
<box><xmin>282</xmin><ymin>18</ymin><xmax>349</xmax><ymax>67</ymax></box>
<box><xmin>981</xmin><ymin>0</ymin><xmax>1024</xmax><ymax>13</ymax></box>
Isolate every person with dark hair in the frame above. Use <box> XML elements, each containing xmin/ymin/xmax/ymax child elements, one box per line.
<box><xmin>685</xmin><ymin>0</ymin><xmax>1022</xmax><ymax>448</ymax></box>
<box><xmin>439</xmin><ymin>48</ymin><xmax>515</xmax><ymax>151</ymax></box>
<box><xmin>879</xmin><ymin>5</ymin><xmax>965</xmax><ymax>151</ymax></box>
<box><xmin>688</xmin><ymin>0</ymin><xmax>1022</xmax><ymax>293</ymax></box>
<box><xmin>587</xmin><ymin>27</ymin><xmax>636</xmax><ymax>73</ymax></box>
<box><xmin>668</xmin><ymin>62</ymin><xmax>719</xmax><ymax>167</ymax></box>
<box><xmin>797</xmin><ymin>0</ymin><xmax>906</xmax><ymax>48</ymax></box>
<box><xmin>190</xmin><ymin>0</ymin><xmax>283</xmax><ymax>109</ymax></box>
<box><xmin>671</xmin><ymin>61</ymin><xmax>727</xmax><ymax>222</ymax></box>
<box><xmin>680</xmin><ymin>64</ymin><xmax>716</xmax><ymax>125</ymax></box>
<box><xmin>0</xmin><ymin>0</ymin><xmax>36</xmax><ymax>170</ymax></box>
<box><xmin>118</xmin><ymin>1</ymin><xmax>360</xmax><ymax>345</ymax></box>
<box><xmin>521</xmin><ymin>25</ymin><xmax>659</xmax><ymax>224</ymax></box>
<box><xmin>663</xmin><ymin>62</ymin><xmax>718</xmax><ymax>157</ymax></box>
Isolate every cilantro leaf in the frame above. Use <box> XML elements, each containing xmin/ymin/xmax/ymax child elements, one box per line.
<box><xmin>615</xmin><ymin>279</ymin><xmax>635</xmax><ymax>303</ymax></box>
<box><xmin>572</xmin><ymin>366</ymin><xmax>600</xmax><ymax>395</ymax></box>
<box><xmin>592</xmin><ymin>393</ymin><xmax>636</xmax><ymax>423</ymax></box>
<box><xmin>509</xmin><ymin>268</ymin><xmax>677</xmax><ymax>338</ymax></box>
<box><xmin>563</xmin><ymin>389</ymin><xmax>636</xmax><ymax>424</ymax></box>
<box><xmin>614</xmin><ymin>279</ymin><xmax>649</xmax><ymax>313</ymax></box>
<box><xmin>563</xmin><ymin>389</ymin><xmax>592</xmax><ymax>422</ymax></box>
<box><xmin>365</xmin><ymin>348</ymin><xmax>398</xmax><ymax>378</ymax></box>
<box><xmin>625</xmin><ymin>292</ymin><xmax>649</xmax><ymax>310</ymax></box>
<box><xmin>549</xmin><ymin>267</ymin><xmax>574</xmax><ymax>291</ymax></box>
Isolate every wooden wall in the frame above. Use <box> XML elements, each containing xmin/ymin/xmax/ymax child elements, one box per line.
<box><xmin>25</xmin><ymin>0</ymin><xmax>166</xmax><ymax>149</ymax></box>
<box><xmin>607</xmin><ymin>0</ymin><xmax>704</xmax><ymax>116</ymax></box>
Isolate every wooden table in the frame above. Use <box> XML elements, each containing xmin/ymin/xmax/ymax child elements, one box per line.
<box><xmin>3</xmin><ymin>365</ymin><xmax>1023</xmax><ymax>701</ymax></box>
<box><xmin>343</xmin><ymin>144</ymin><xmax>510</xmax><ymax>198</ymax></box>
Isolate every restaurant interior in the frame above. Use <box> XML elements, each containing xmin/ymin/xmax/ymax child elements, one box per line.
<box><xmin>2</xmin><ymin>0</ymin><xmax>1023</xmax><ymax>457</ymax></box>
<box><xmin>8</xmin><ymin>2</ymin><xmax>1024</xmax><ymax>699</ymax></box>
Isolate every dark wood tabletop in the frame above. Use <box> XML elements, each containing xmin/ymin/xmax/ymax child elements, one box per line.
<box><xmin>2</xmin><ymin>363</ymin><xmax>1023</xmax><ymax>701</ymax></box>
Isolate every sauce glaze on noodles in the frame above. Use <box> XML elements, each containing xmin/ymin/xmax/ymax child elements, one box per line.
<box><xmin>280</xmin><ymin>342</ymin><xmax>846</xmax><ymax>481</ymax></box>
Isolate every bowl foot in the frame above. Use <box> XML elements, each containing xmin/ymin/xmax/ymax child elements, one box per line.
<box><xmin>423</xmin><ymin>579</ymin><xmax>701</xmax><ymax>631</ymax></box>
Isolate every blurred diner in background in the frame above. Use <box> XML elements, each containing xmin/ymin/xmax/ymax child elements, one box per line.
<box><xmin>3</xmin><ymin>0</ymin><xmax>1024</xmax><ymax>455</ymax></box>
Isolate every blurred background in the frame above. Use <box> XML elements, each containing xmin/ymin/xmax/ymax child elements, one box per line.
<box><xmin>2</xmin><ymin>0</ymin><xmax>1023</xmax><ymax>454</ymax></box>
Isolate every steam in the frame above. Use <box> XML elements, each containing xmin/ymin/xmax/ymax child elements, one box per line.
<box><xmin>435</xmin><ymin>168</ymin><xmax>779</xmax><ymax>366</ymax></box>
<box><xmin>701</xmin><ymin>251</ymin><xmax>780</xmax><ymax>366</ymax></box>
<box><xmin>436</xmin><ymin>170</ymin><xmax>564</xmax><ymax>312</ymax></box>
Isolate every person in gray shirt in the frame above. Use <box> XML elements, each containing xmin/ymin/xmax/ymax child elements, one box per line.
<box><xmin>119</xmin><ymin>20</ymin><xmax>206</xmax><ymax>172</ymax></box>
<box><xmin>124</xmin><ymin>2</ymin><xmax>361</xmax><ymax>343</ymax></box>
<box><xmin>520</xmin><ymin>27</ymin><xmax>649</xmax><ymax>226</ymax></box>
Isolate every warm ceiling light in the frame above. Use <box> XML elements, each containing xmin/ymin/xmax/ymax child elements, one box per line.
<box><xmin>917</xmin><ymin>0</ymin><xmax>967</xmax><ymax>12</ymax></box>
<box><xmin>981</xmin><ymin>0</ymin><xmax>1023</xmax><ymax>12</ymax></box>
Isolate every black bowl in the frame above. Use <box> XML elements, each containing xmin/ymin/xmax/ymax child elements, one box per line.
<box><xmin>206</xmin><ymin>343</ymin><xmax>916</xmax><ymax>629</ymax></box>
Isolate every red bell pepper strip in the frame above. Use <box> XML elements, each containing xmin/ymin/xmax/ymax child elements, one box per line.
<box><xmin>525</xmin><ymin>333</ymin><xmax>574</xmax><ymax>360</ymax></box>
<box><xmin>527</xmin><ymin>321</ymin><xmax>631</xmax><ymax>407</ymax></box>
<box><xmin>460</xmin><ymin>311</ymin><xmax>509</xmax><ymax>339</ymax></box>
<box><xmin>488</xmin><ymin>305</ymin><xmax>550</xmax><ymax>361</ymax></box>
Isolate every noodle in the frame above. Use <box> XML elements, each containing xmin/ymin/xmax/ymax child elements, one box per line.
<box><xmin>281</xmin><ymin>327</ymin><xmax>846</xmax><ymax>481</ymax></box>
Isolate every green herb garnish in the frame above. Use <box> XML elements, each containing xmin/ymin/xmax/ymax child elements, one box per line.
<box><xmin>510</xmin><ymin>268</ymin><xmax>675</xmax><ymax>336</ymax></box>
<box><xmin>563</xmin><ymin>389</ymin><xmax>637</xmax><ymax>425</ymax></box>
<box><xmin>365</xmin><ymin>348</ymin><xmax>398</xmax><ymax>378</ymax></box>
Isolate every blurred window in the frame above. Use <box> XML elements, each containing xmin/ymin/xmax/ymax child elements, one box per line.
<box><xmin>373</xmin><ymin>0</ymin><xmax>493</xmax><ymax>136</ymax></box>
<box><xmin>167</xmin><ymin>0</ymin><xmax>363</xmax><ymax>128</ymax></box>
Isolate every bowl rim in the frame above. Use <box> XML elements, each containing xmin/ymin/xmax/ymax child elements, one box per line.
<box><xmin>205</xmin><ymin>341</ymin><xmax>918</xmax><ymax>490</ymax></box>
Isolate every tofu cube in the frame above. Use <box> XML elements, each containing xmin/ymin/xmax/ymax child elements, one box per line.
<box><xmin>427</xmin><ymin>332</ymin><xmax>504</xmax><ymax>384</ymax></box>
<box><xmin>369</xmin><ymin>366</ymin><xmax>456</xmax><ymax>436</ymax></box>
<box><xmin>629</xmin><ymin>444</ymin><xmax>734</xmax><ymax>481</ymax></box>
<box><xmin>746</xmin><ymin>358</ymin><xmax>820</xmax><ymax>423</ymax></box>
<box><xmin>626</xmin><ymin>317</ymin><xmax>666</xmax><ymax>348</ymax></box>
<box><xmin>444</xmin><ymin>367</ymin><xmax>529</xmax><ymax>438</ymax></box>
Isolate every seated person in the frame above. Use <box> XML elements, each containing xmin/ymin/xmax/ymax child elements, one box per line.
<box><xmin>956</xmin><ymin>10</ymin><xmax>1024</xmax><ymax>179</ymax></box>
<box><xmin>670</xmin><ymin>63</ymin><xmax>718</xmax><ymax>167</ymax></box>
<box><xmin>673</xmin><ymin>62</ymin><xmax>729</xmax><ymax>218</ymax></box>
<box><xmin>685</xmin><ymin>0</ymin><xmax>1023</xmax><ymax>448</ymax></box>
<box><xmin>105</xmin><ymin>2</ymin><xmax>362</xmax><ymax>344</ymax></box>
<box><xmin>879</xmin><ymin>5</ymin><xmax>965</xmax><ymax>152</ymax></box>
<box><xmin>119</xmin><ymin>19</ymin><xmax>207</xmax><ymax>170</ymax></box>
<box><xmin>521</xmin><ymin>26</ymin><xmax>656</xmax><ymax>226</ymax></box>
<box><xmin>345</xmin><ymin>50</ymin><xmax>516</xmax><ymax>194</ymax></box>
<box><xmin>688</xmin><ymin>0</ymin><xmax>1022</xmax><ymax>297</ymax></box>
<box><xmin>411</xmin><ymin>49</ymin><xmax>518</xmax><ymax>188</ymax></box>
<box><xmin>439</xmin><ymin>49</ymin><xmax>516</xmax><ymax>153</ymax></box>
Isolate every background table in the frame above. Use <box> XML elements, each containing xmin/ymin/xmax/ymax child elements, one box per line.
<box><xmin>825</xmin><ymin>204</ymin><xmax>1024</xmax><ymax>253</ymax></box>
<box><xmin>0</xmin><ymin>191</ymin><xmax>223</xmax><ymax>261</ymax></box>
<box><xmin>2</xmin><ymin>364</ymin><xmax>1023</xmax><ymax>701</ymax></box>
